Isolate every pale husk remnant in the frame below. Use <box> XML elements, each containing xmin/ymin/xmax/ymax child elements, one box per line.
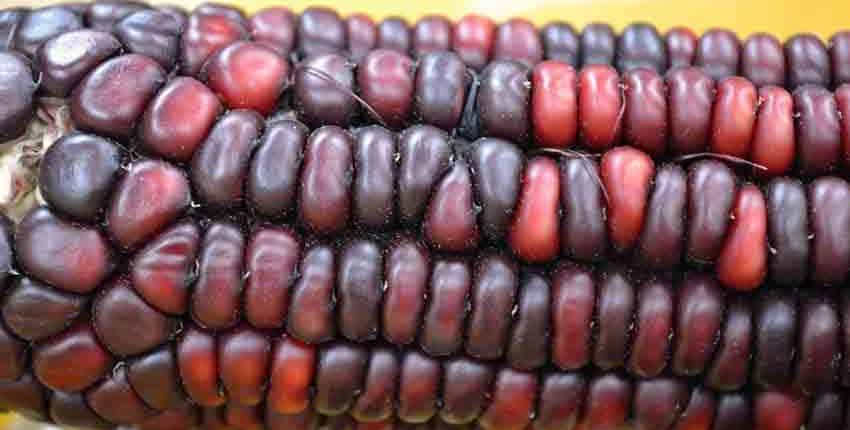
<box><xmin>0</xmin><ymin>98</ymin><xmax>71</xmax><ymax>222</ymax></box>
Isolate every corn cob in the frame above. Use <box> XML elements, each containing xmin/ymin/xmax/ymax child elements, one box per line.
<box><xmin>2</xmin><ymin>118</ymin><xmax>850</xmax><ymax>428</ymax></box>
<box><xmin>2</xmin><ymin>2</ymin><xmax>850</xmax><ymax>430</ymax></box>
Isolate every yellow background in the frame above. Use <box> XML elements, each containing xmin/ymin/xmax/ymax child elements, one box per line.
<box><xmin>1</xmin><ymin>0</ymin><xmax>848</xmax><ymax>427</ymax></box>
<box><xmin>4</xmin><ymin>0</ymin><xmax>850</xmax><ymax>40</ymax></box>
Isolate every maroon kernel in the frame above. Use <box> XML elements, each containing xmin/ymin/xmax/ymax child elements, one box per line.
<box><xmin>33</xmin><ymin>321</ymin><xmax>113</xmax><ymax>392</ymax></box>
<box><xmin>107</xmin><ymin>159</ymin><xmax>190</xmax><ymax>249</ymax></box>
<box><xmin>2</xmin><ymin>277</ymin><xmax>86</xmax><ymax>342</ymax></box>
<box><xmin>87</xmin><ymin>363</ymin><xmax>155</xmax><ymax>425</ymax></box>
<box><xmin>127</xmin><ymin>347</ymin><xmax>186</xmax><ymax>411</ymax></box>
<box><xmin>412</xmin><ymin>15</ymin><xmax>452</xmax><ymax>57</ymax></box>
<box><xmin>139</xmin><ymin>77</ymin><xmax>223</xmax><ymax>162</ymax></box>
<box><xmin>16</xmin><ymin>207</ymin><xmax>113</xmax><ymax>295</ymax></box>
<box><xmin>191</xmin><ymin>222</ymin><xmax>245</xmax><ymax>331</ymax></box>
<box><xmin>93</xmin><ymin>278</ymin><xmax>174</xmax><ymax>357</ymax></box>
<box><xmin>357</xmin><ymin>49</ymin><xmax>414</xmax><ymax>128</ymax></box>
<box><xmin>131</xmin><ymin>221</ymin><xmax>200</xmax><ymax>315</ymax></box>
<box><xmin>249</xmin><ymin>7</ymin><xmax>296</xmax><ymax>56</ymax></box>
<box><xmin>244</xmin><ymin>227</ymin><xmax>300</xmax><ymax>330</ymax></box>
<box><xmin>71</xmin><ymin>54</ymin><xmax>166</xmax><ymax>139</ymax></box>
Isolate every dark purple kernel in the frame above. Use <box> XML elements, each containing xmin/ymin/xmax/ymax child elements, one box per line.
<box><xmin>412</xmin><ymin>15</ymin><xmax>451</xmax><ymax>57</ymax></box>
<box><xmin>705</xmin><ymin>296</ymin><xmax>752</xmax><ymax>391</ymax></box>
<box><xmin>39</xmin><ymin>133</ymin><xmax>122</xmax><ymax>222</ymax></box>
<box><xmin>593</xmin><ymin>268</ymin><xmax>635</xmax><ymax>370</ymax></box>
<box><xmin>115</xmin><ymin>10</ymin><xmax>183</xmax><ymax>69</ymax></box>
<box><xmin>14</xmin><ymin>6</ymin><xmax>84</xmax><ymax>58</ymax></box>
<box><xmin>665</xmin><ymin>27</ymin><xmax>697</xmax><ymax>68</ymax></box>
<box><xmin>477</xmin><ymin>60</ymin><xmax>531</xmax><ymax>143</ymax></box>
<box><xmin>440</xmin><ymin>358</ymin><xmax>492</xmax><ymax>425</ymax></box>
<box><xmin>541</xmin><ymin>22</ymin><xmax>580</xmax><ymax>66</ymax></box>
<box><xmin>85</xmin><ymin>0</ymin><xmax>149</xmax><ymax>32</ymax></box>
<box><xmin>0</xmin><ymin>51</ymin><xmax>36</xmax><ymax>143</ymax></box>
<box><xmin>0</xmin><ymin>8</ymin><xmax>27</xmax><ymax>51</ymax></box>
<box><xmin>36</xmin><ymin>29</ymin><xmax>121</xmax><ymax>98</ymax></box>
<box><xmin>16</xmin><ymin>206</ymin><xmax>114</xmax><ymax>295</ymax></box>
<box><xmin>695</xmin><ymin>28</ymin><xmax>741</xmax><ymax>81</ymax></box>
<box><xmin>157</xmin><ymin>5</ymin><xmax>186</xmax><ymax>28</ymax></box>
<box><xmin>712</xmin><ymin>393</ymin><xmax>752</xmax><ymax>430</ymax></box>
<box><xmin>377</xmin><ymin>17</ymin><xmax>411</xmax><ymax>54</ymax></box>
<box><xmin>337</xmin><ymin>239</ymin><xmax>383</xmax><ymax>342</ymax></box>
<box><xmin>581</xmin><ymin>22</ymin><xmax>616</xmax><ymax>66</ymax></box>
<box><xmin>629</xmin><ymin>279</ymin><xmax>674</xmax><ymax>379</ymax></box>
<box><xmin>795</xmin><ymin>294</ymin><xmax>840</xmax><ymax>395</ymax></box>
<box><xmin>616</xmin><ymin>22</ymin><xmax>667</xmax><ymax>73</ymax></box>
<box><xmin>247</xmin><ymin>120</ymin><xmax>308</xmax><ymax>218</ymax></box>
<box><xmin>294</xmin><ymin>53</ymin><xmax>357</xmax><ymax>127</ymax></box>
<box><xmin>753</xmin><ymin>289</ymin><xmax>797</xmax><ymax>389</ymax></box>
<box><xmin>314</xmin><ymin>343</ymin><xmax>368</xmax><ymax>416</ymax></box>
<box><xmin>397</xmin><ymin>125</ymin><xmax>451</xmax><ymax>224</ymax></box>
<box><xmin>808</xmin><ymin>176</ymin><xmax>850</xmax><ymax>284</ymax></box>
<box><xmin>470</xmin><ymin>137</ymin><xmax>523</xmax><ymax>242</ymax></box>
<box><xmin>353</xmin><ymin>126</ymin><xmax>396</xmax><ymax>229</ymax></box>
<box><xmin>786</xmin><ymin>33</ymin><xmax>831</xmax><ymax>88</ymax></box>
<box><xmin>765</xmin><ymin>178</ymin><xmax>809</xmax><ymax>286</ymax></box>
<box><xmin>191</xmin><ymin>110</ymin><xmax>264</xmax><ymax>209</ymax></box>
<box><xmin>414</xmin><ymin>51</ymin><xmax>468</xmax><ymax>131</ymax></box>
<box><xmin>795</xmin><ymin>85</ymin><xmax>842</xmax><ymax>176</ymax></box>
<box><xmin>345</xmin><ymin>13</ymin><xmax>377</xmax><ymax>63</ymax></box>
<box><xmin>686</xmin><ymin>159</ymin><xmax>736</xmax><ymax>264</ymax></box>
<box><xmin>2</xmin><ymin>277</ymin><xmax>86</xmax><ymax>342</ymax></box>
<box><xmin>830</xmin><ymin>31</ymin><xmax>850</xmax><ymax>86</ymax></box>
<box><xmin>127</xmin><ymin>347</ymin><xmax>186</xmax><ymax>411</ymax></box>
<box><xmin>506</xmin><ymin>272</ymin><xmax>550</xmax><ymax>371</ymax></box>
<box><xmin>806</xmin><ymin>392</ymin><xmax>845</xmax><ymax>430</ymax></box>
<box><xmin>298</xmin><ymin>7</ymin><xmax>345</xmax><ymax>58</ymax></box>
<box><xmin>86</xmin><ymin>364</ymin><xmax>155</xmax><ymax>425</ymax></box>
<box><xmin>633</xmin><ymin>378</ymin><xmax>689</xmax><ymax>430</ymax></box>
<box><xmin>465</xmin><ymin>253</ymin><xmax>518</xmax><ymax>360</ymax></box>
<box><xmin>0</xmin><ymin>215</ymin><xmax>12</xmax><ymax>288</ymax></box>
<box><xmin>560</xmin><ymin>157</ymin><xmax>608</xmax><ymax>262</ymax></box>
<box><xmin>741</xmin><ymin>33</ymin><xmax>786</xmax><ymax>87</ymax></box>
<box><xmin>636</xmin><ymin>164</ymin><xmax>686</xmax><ymax>269</ymax></box>
<box><xmin>382</xmin><ymin>237</ymin><xmax>429</xmax><ymax>346</ymax></box>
